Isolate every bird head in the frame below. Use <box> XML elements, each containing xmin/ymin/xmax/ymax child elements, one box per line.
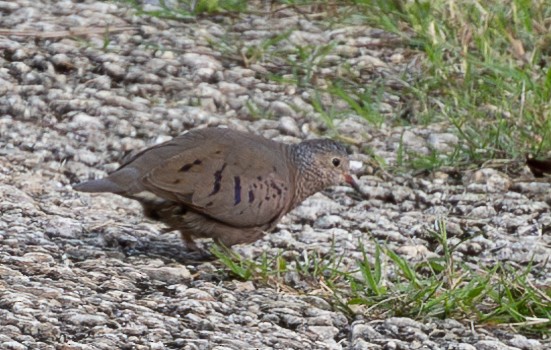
<box><xmin>291</xmin><ymin>138</ymin><xmax>358</xmax><ymax>199</ymax></box>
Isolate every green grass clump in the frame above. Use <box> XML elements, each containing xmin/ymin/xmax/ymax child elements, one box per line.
<box><xmin>344</xmin><ymin>0</ymin><xmax>551</xmax><ymax>168</ymax></box>
<box><xmin>225</xmin><ymin>0</ymin><xmax>551</xmax><ymax>169</ymax></box>
<box><xmin>212</xmin><ymin>220</ymin><xmax>551</xmax><ymax>338</ymax></box>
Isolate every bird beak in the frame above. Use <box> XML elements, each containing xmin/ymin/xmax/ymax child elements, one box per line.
<box><xmin>343</xmin><ymin>173</ymin><xmax>361</xmax><ymax>192</ymax></box>
<box><xmin>343</xmin><ymin>174</ymin><xmax>355</xmax><ymax>185</ymax></box>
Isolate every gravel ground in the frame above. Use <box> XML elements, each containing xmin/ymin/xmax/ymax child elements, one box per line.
<box><xmin>0</xmin><ymin>1</ymin><xmax>549</xmax><ymax>349</ymax></box>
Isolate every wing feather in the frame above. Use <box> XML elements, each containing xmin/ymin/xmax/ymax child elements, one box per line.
<box><xmin>140</xmin><ymin>130</ymin><xmax>294</xmax><ymax>227</ymax></box>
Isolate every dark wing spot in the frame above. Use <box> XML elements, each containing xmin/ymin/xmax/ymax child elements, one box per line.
<box><xmin>248</xmin><ymin>190</ymin><xmax>254</xmax><ymax>203</ymax></box>
<box><xmin>257</xmin><ymin>176</ymin><xmax>262</xmax><ymax>181</ymax></box>
<box><xmin>234</xmin><ymin>176</ymin><xmax>242</xmax><ymax>205</ymax></box>
<box><xmin>179</xmin><ymin>159</ymin><xmax>202</xmax><ymax>172</ymax></box>
<box><xmin>270</xmin><ymin>181</ymin><xmax>282</xmax><ymax>195</ymax></box>
<box><xmin>172</xmin><ymin>179</ymin><xmax>181</xmax><ymax>184</ymax></box>
<box><xmin>206</xmin><ymin>201</ymin><xmax>214</xmax><ymax>207</ymax></box>
<box><xmin>179</xmin><ymin>163</ymin><xmax>193</xmax><ymax>172</ymax></box>
<box><xmin>209</xmin><ymin>163</ymin><xmax>227</xmax><ymax>196</ymax></box>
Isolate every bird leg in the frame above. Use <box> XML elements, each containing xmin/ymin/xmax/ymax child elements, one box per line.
<box><xmin>179</xmin><ymin>230</ymin><xmax>200</xmax><ymax>251</ymax></box>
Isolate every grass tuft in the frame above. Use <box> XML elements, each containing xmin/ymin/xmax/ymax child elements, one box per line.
<box><xmin>212</xmin><ymin>220</ymin><xmax>551</xmax><ymax>338</ymax></box>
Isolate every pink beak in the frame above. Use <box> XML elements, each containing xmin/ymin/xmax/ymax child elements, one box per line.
<box><xmin>344</xmin><ymin>174</ymin><xmax>361</xmax><ymax>192</ymax></box>
<box><xmin>344</xmin><ymin>174</ymin><xmax>355</xmax><ymax>185</ymax></box>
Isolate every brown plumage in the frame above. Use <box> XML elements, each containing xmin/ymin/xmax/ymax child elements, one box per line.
<box><xmin>74</xmin><ymin>127</ymin><xmax>356</xmax><ymax>249</ymax></box>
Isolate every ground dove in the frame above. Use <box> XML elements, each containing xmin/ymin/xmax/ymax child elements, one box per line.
<box><xmin>74</xmin><ymin>127</ymin><xmax>356</xmax><ymax>249</ymax></box>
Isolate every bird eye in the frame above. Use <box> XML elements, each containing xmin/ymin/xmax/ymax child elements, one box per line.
<box><xmin>332</xmin><ymin>158</ymin><xmax>341</xmax><ymax>167</ymax></box>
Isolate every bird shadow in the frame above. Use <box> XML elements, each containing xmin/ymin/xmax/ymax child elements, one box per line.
<box><xmin>123</xmin><ymin>236</ymin><xmax>217</xmax><ymax>264</ymax></box>
<box><xmin>67</xmin><ymin>227</ymin><xmax>217</xmax><ymax>265</ymax></box>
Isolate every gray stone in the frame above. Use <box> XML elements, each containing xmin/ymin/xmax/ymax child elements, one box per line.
<box><xmin>427</xmin><ymin>132</ymin><xmax>459</xmax><ymax>152</ymax></box>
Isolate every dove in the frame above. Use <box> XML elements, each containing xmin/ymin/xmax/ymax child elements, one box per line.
<box><xmin>74</xmin><ymin>127</ymin><xmax>356</xmax><ymax>249</ymax></box>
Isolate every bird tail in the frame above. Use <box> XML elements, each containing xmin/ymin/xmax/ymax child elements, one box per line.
<box><xmin>73</xmin><ymin>178</ymin><xmax>124</xmax><ymax>193</ymax></box>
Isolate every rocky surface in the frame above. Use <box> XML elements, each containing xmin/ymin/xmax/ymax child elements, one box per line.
<box><xmin>0</xmin><ymin>1</ymin><xmax>549</xmax><ymax>349</ymax></box>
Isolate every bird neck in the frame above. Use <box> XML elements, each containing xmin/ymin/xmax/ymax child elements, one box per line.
<box><xmin>289</xmin><ymin>143</ymin><xmax>320</xmax><ymax>206</ymax></box>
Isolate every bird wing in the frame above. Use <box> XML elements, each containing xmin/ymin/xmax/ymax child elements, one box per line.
<box><xmin>140</xmin><ymin>131</ymin><xmax>293</xmax><ymax>228</ymax></box>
